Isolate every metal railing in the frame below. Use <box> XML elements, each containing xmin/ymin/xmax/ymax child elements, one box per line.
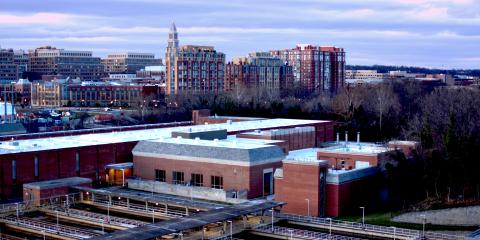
<box><xmin>255</xmin><ymin>224</ymin><xmax>365</xmax><ymax>240</ymax></box>
<box><xmin>92</xmin><ymin>198</ymin><xmax>187</xmax><ymax>218</ymax></box>
<box><xmin>279</xmin><ymin>213</ymin><xmax>465</xmax><ymax>240</ymax></box>
<box><xmin>0</xmin><ymin>216</ymin><xmax>101</xmax><ymax>239</ymax></box>
<box><xmin>45</xmin><ymin>206</ymin><xmax>147</xmax><ymax>228</ymax></box>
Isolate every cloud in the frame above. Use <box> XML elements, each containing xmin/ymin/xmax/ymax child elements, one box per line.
<box><xmin>0</xmin><ymin>0</ymin><xmax>479</xmax><ymax>68</ymax></box>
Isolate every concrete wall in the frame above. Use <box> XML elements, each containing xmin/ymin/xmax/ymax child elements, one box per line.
<box><xmin>133</xmin><ymin>154</ymin><xmax>282</xmax><ymax>199</ymax></box>
<box><xmin>128</xmin><ymin>178</ymin><xmax>229</xmax><ymax>202</ymax></box>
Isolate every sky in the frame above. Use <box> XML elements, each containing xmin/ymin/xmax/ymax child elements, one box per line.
<box><xmin>0</xmin><ymin>0</ymin><xmax>479</xmax><ymax>69</ymax></box>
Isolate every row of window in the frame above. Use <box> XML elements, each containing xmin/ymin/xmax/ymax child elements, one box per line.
<box><xmin>155</xmin><ymin>170</ymin><xmax>223</xmax><ymax>189</ymax></box>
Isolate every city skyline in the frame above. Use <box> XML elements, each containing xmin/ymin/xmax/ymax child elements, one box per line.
<box><xmin>0</xmin><ymin>0</ymin><xmax>479</xmax><ymax>69</ymax></box>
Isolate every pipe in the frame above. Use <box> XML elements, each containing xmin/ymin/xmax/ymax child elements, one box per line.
<box><xmin>3</xmin><ymin>84</ymin><xmax>5</xmax><ymax>121</ymax></box>
<box><xmin>11</xmin><ymin>83</ymin><xmax>14</xmax><ymax>123</ymax></box>
<box><xmin>345</xmin><ymin>131</ymin><xmax>348</xmax><ymax>146</ymax></box>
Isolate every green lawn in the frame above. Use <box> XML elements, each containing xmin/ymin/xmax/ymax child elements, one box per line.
<box><xmin>337</xmin><ymin>212</ymin><xmax>477</xmax><ymax>231</ymax></box>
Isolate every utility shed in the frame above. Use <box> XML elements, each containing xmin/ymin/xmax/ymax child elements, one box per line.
<box><xmin>23</xmin><ymin>177</ymin><xmax>92</xmax><ymax>206</ymax></box>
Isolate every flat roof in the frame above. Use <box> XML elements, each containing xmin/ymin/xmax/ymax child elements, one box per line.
<box><xmin>23</xmin><ymin>177</ymin><xmax>92</xmax><ymax>190</ymax></box>
<box><xmin>133</xmin><ymin>137</ymin><xmax>285</xmax><ymax>163</ymax></box>
<box><xmin>283</xmin><ymin>148</ymin><xmax>328</xmax><ymax>166</ymax></box>
<box><xmin>319</xmin><ymin>142</ymin><xmax>391</xmax><ymax>155</ymax></box>
<box><xmin>0</xmin><ymin>118</ymin><xmax>327</xmax><ymax>154</ymax></box>
<box><xmin>326</xmin><ymin>167</ymin><xmax>379</xmax><ymax>184</ymax></box>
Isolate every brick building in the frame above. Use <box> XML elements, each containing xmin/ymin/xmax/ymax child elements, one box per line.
<box><xmin>28</xmin><ymin>46</ymin><xmax>104</xmax><ymax>81</ymax></box>
<box><xmin>67</xmin><ymin>82</ymin><xmax>163</xmax><ymax>107</ymax></box>
<box><xmin>102</xmin><ymin>52</ymin><xmax>162</xmax><ymax>74</ymax></box>
<box><xmin>275</xmin><ymin>137</ymin><xmax>417</xmax><ymax>217</ymax></box>
<box><xmin>132</xmin><ymin>137</ymin><xmax>285</xmax><ymax>198</ymax></box>
<box><xmin>271</xmin><ymin>44</ymin><xmax>346</xmax><ymax>93</ymax></box>
<box><xmin>165</xmin><ymin>23</ymin><xmax>225</xmax><ymax>95</ymax></box>
<box><xmin>0</xmin><ymin>117</ymin><xmax>332</xmax><ymax>200</ymax></box>
<box><xmin>224</xmin><ymin>52</ymin><xmax>293</xmax><ymax>93</ymax></box>
<box><xmin>0</xmin><ymin>48</ymin><xmax>18</xmax><ymax>81</ymax></box>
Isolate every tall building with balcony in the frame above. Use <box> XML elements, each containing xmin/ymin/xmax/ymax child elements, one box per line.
<box><xmin>225</xmin><ymin>52</ymin><xmax>293</xmax><ymax>93</ymax></box>
<box><xmin>28</xmin><ymin>46</ymin><xmax>104</xmax><ymax>81</ymax></box>
<box><xmin>102</xmin><ymin>53</ymin><xmax>162</xmax><ymax>74</ymax></box>
<box><xmin>271</xmin><ymin>44</ymin><xmax>346</xmax><ymax>93</ymax></box>
<box><xmin>0</xmin><ymin>48</ymin><xmax>18</xmax><ymax>81</ymax></box>
<box><xmin>165</xmin><ymin>23</ymin><xmax>225</xmax><ymax>95</ymax></box>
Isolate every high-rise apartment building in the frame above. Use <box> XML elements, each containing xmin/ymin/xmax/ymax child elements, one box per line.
<box><xmin>102</xmin><ymin>53</ymin><xmax>162</xmax><ymax>74</ymax></box>
<box><xmin>13</xmin><ymin>50</ymin><xmax>28</xmax><ymax>78</ymax></box>
<box><xmin>28</xmin><ymin>46</ymin><xmax>104</xmax><ymax>81</ymax></box>
<box><xmin>271</xmin><ymin>44</ymin><xmax>345</xmax><ymax>93</ymax></box>
<box><xmin>165</xmin><ymin>23</ymin><xmax>225</xmax><ymax>95</ymax></box>
<box><xmin>0</xmin><ymin>48</ymin><xmax>18</xmax><ymax>81</ymax></box>
<box><xmin>225</xmin><ymin>52</ymin><xmax>293</xmax><ymax>93</ymax></box>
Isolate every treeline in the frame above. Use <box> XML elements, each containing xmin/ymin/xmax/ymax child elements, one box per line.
<box><xmin>347</xmin><ymin>64</ymin><xmax>480</xmax><ymax>77</ymax></box>
<box><xmin>136</xmin><ymin>81</ymin><xmax>480</xmax><ymax>210</ymax></box>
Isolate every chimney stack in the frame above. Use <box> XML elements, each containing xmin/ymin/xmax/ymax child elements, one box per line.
<box><xmin>345</xmin><ymin>131</ymin><xmax>348</xmax><ymax>146</ymax></box>
<box><xmin>357</xmin><ymin>132</ymin><xmax>360</xmax><ymax>144</ymax></box>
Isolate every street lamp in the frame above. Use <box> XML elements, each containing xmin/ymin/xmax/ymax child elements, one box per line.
<box><xmin>359</xmin><ymin>207</ymin><xmax>365</xmax><ymax>226</ymax></box>
<box><xmin>391</xmin><ymin>226</ymin><xmax>396</xmax><ymax>240</ymax></box>
<box><xmin>325</xmin><ymin>217</ymin><xmax>332</xmax><ymax>238</ymax></box>
<box><xmin>288</xmin><ymin>229</ymin><xmax>293</xmax><ymax>240</ymax></box>
<box><xmin>420</xmin><ymin>214</ymin><xmax>426</xmax><ymax>238</ymax></box>
<box><xmin>270</xmin><ymin>208</ymin><xmax>274</xmax><ymax>232</ymax></box>
<box><xmin>305</xmin><ymin>198</ymin><xmax>310</xmax><ymax>217</ymax></box>
<box><xmin>56</xmin><ymin>210</ymin><xmax>59</xmax><ymax>230</ymax></box>
<box><xmin>227</xmin><ymin>220</ymin><xmax>233</xmax><ymax>239</ymax></box>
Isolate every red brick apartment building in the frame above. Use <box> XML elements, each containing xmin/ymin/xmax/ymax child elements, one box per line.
<box><xmin>271</xmin><ymin>44</ymin><xmax>346</xmax><ymax>93</ymax></box>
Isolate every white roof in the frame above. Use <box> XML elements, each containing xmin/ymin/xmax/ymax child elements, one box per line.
<box><xmin>0</xmin><ymin>118</ymin><xmax>327</xmax><ymax>154</ymax></box>
<box><xmin>319</xmin><ymin>142</ymin><xmax>390</xmax><ymax>155</ymax></box>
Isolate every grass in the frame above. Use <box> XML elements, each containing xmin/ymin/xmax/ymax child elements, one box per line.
<box><xmin>337</xmin><ymin>212</ymin><xmax>478</xmax><ymax>231</ymax></box>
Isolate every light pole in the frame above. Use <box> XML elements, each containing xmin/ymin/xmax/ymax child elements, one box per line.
<box><xmin>152</xmin><ymin>208</ymin><xmax>155</xmax><ymax>223</ymax></box>
<box><xmin>420</xmin><ymin>214</ymin><xmax>426</xmax><ymax>238</ymax></box>
<box><xmin>326</xmin><ymin>217</ymin><xmax>332</xmax><ymax>238</ymax></box>
<box><xmin>305</xmin><ymin>198</ymin><xmax>310</xmax><ymax>217</ymax></box>
<box><xmin>227</xmin><ymin>220</ymin><xmax>233</xmax><ymax>239</ymax></box>
<box><xmin>271</xmin><ymin>208</ymin><xmax>274</xmax><ymax>232</ymax></box>
<box><xmin>56</xmin><ymin>210</ymin><xmax>59</xmax><ymax>230</ymax></box>
<box><xmin>391</xmin><ymin>226</ymin><xmax>396</xmax><ymax>240</ymax></box>
<box><xmin>359</xmin><ymin>207</ymin><xmax>365</xmax><ymax>226</ymax></box>
<box><xmin>107</xmin><ymin>197</ymin><xmax>111</xmax><ymax>223</ymax></box>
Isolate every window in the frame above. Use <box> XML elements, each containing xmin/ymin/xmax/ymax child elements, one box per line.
<box><xmin>155</xmin><ymin>169</ymin><xmax>166</xmax><ymax>182</ymax></box>
<box><xmin>172</xmin><ymin>171</ymin><xmax>184</xmax><ymax>185</ymax></box>
<box><xmin>211</xmin><ymin>176</ymin><xmax>223</xmax><ymax>189</ymax></box>
<box><xmin>191</xmin><ymin>173</ymin><xmax>203</xmax><ymax>187</ymax></box>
